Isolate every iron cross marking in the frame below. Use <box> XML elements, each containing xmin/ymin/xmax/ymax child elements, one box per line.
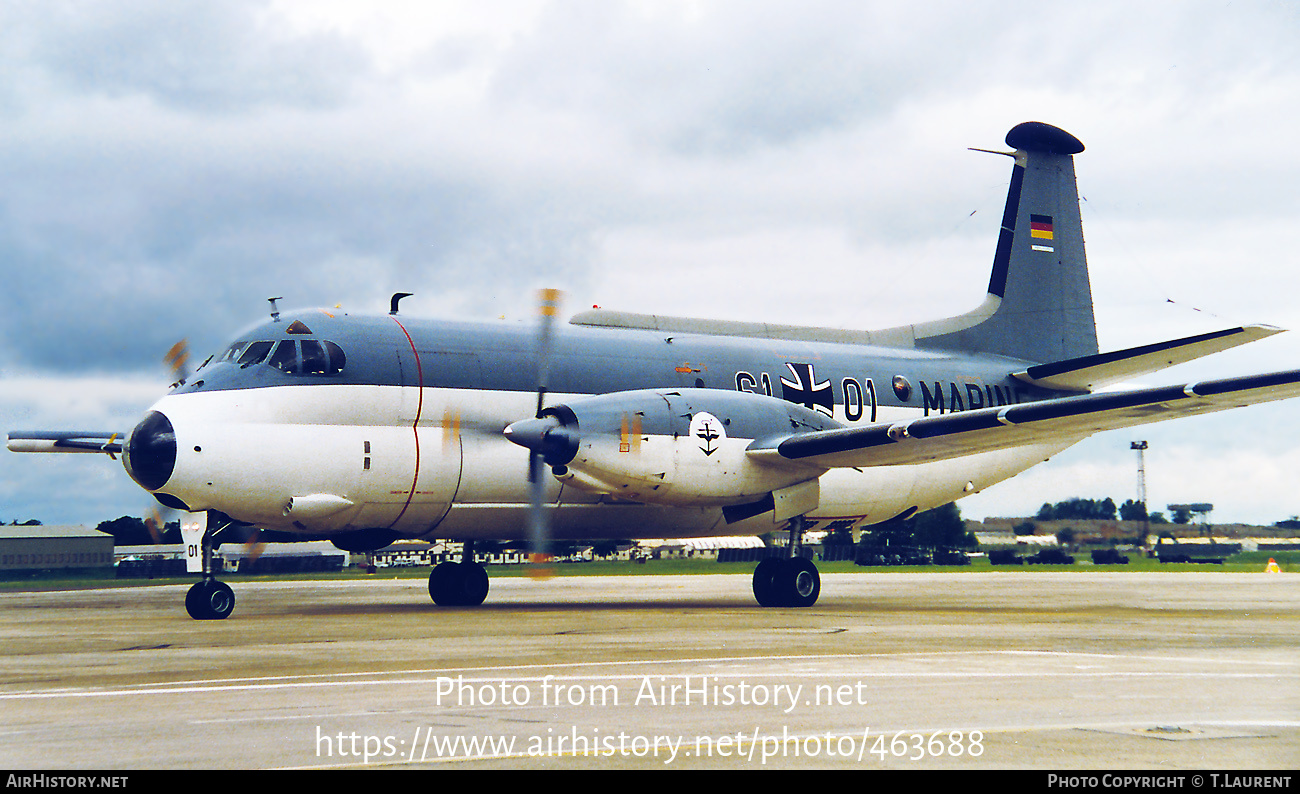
<box><xmin>780</xmin><ymin>362</ymin><xmax>834</xmax><ymax>416</ymax></box>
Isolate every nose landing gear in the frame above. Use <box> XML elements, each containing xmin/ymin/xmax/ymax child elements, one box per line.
<box><xmin>184</xmin><ymin>513</ymin><xmax>236</xmax><ymax>620</ymax></box>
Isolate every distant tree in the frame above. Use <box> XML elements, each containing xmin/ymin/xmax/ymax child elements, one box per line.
<box><xmin>590</xmin><ymin>539</ymin><xmax>623</xmax><ymax>558</ymax></box>
<box><xmin>551</xmin><ymin>540</ymin><xmax>581</xmax><ymax>558</ymax></box>
<box><xmin>1101</xmin><ymin>497</ymin><xmax>1117</xmax><ymax>520</ymax></box>
<box><xmin>1013</xmin><ymin>521</ymin><xmax>1037</xmax><ymax>536</ymax></box>
<box><xmin>1148</xmin><ymin>511</ymin><xmax>1168</xmax><ymax>524</ymax></box>
<box><xmin>96</xmin><ymin>516</ymin><xmax>154</xmax><ymax>546</ymax></box>
<box><xmin>1119</xmin><ymin>499</ymin><xmax>1148</xmax><ymax>522</ymax></box>
<box><xmin>1056</xmin><ymin>527</ymin><xmax>1076</xmax><ymax>546</ymax></box>
<box><xmin>857</xmin><ymin>504</ymin><xmax>974</xmax><ymax>551</ymax></box>
<box><xmin>1171</xmin><ymin>507</ymin><xmax>1192</xmax><ymax>525</ymax></box>
<box><xmin>1035</xmin><ymin>497</ymin><xmax>1118</xmax><ymax>521</ymax></box>
<box><xmin>823</xmin><ymin>523</ymin><xmax>855</xmax><ymax>547</ymax></box>
<box><xmin>142</xmin><ymin>515</ymin><xmax>182</xmax><ymax>544</ymax></box>
<box><xmin>913</xmin><ymin>503</ymin><xmax>973</xmax><ymax>549</ymax></box>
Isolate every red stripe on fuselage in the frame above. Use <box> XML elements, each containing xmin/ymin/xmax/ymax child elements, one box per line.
<box><xmin>389</xmin><ymin>316</ymin><xmax>423</xmax><ymax>528</ymax></box>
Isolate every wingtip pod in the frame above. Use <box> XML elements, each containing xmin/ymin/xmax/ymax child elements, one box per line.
<box><xmin>1005</xmin><ymin>121</ymin><xmax>1085</xmax><ymax>155</ymax></box>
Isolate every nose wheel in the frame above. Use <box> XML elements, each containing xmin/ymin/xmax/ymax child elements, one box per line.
<box><xmin>186</xmin><ymin>579</ymin><xmax>235</xmax><ymax>620</ymax></box>
<box><xmin>184</xmin><ymin>512</ymin><xmax>236</xmax><ymax>620</ymax></box>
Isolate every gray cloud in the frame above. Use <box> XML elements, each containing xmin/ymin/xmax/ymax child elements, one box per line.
<box><xmin>8</xmin><ymin>0</ymin><xmax>371</xmax><ymax>113</ymax></box>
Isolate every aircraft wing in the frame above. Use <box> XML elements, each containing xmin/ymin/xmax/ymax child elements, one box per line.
<box><xmin>755</xmin><ymin>369</ymin><xmax>1300</xmax><ymax>469</ymax></box>
<box><xmin>7</xmin><ymin>431</ymin><xmax>124</xmax><ymax>455</ymax></box>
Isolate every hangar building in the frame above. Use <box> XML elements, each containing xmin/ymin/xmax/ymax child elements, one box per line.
<box><xmin>0</xmin><ymin>525</ymin><xmax>115</xmax><ymax>573</ymax></box>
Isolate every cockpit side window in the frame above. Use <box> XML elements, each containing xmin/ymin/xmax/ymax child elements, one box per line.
<box><xmin>298</xmin><ymin>340</ymin><xmax>347</xmax><ymax>375</ymax></box>
<box><xmin>324</xmin><ymin>341</ymin><xmax>346</xmax><ymax>374</ymax></box>
<box><xmin>238</xmin><ymin>341</ymin><xmax>273</xmax><ymax>367</ymax></box>
<box><xmin>269</xmin><ymin>340</ymin><xmax>299</xmax><ymax>374</ymax></box>
<box><xmin>222</xmin><ymin>338</ymin><xmax>346</xmax><ymax>376</ymax></box>
<box><xmin>300</xmin><ymin>340</ymin><xmax>329</xmax><ymax>375</ymax></box>
<box><xmin>221</xmin><ymin>342</ymin><xmax>250</xmax><ymax>363</ymax></box>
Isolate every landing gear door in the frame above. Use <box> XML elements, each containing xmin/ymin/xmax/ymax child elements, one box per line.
<box><xmin>181</xmin><ymin>513</ymin><xmax>207</xmax><ymax>574</ymax></box>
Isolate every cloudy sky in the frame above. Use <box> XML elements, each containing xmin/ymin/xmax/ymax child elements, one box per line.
<box><xmin>3</xmin><ymin>0</ymin><xmax>1300</xmax><ymax>528</ymax></box>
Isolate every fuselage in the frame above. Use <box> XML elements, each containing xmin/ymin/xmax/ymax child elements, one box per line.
<box><xmin>121</xmin><ymin>308</ymin><xmax>1074</xmax><ymax>541</ymax></box>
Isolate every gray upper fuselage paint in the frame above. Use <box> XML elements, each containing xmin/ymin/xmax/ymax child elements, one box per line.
<box><xmin>175</xmin><ymin>309</ymin><xmax>1067</xmax><ymax>420</ymax></box>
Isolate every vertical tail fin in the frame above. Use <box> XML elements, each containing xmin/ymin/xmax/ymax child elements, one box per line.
<box><xmin>918</xmin><ymin>121</ymin><xmax>1098</xmax><ymax>364</ymax></box>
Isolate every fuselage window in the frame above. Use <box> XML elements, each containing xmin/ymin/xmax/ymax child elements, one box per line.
<box><xmin>324</xmin><ymin>341</ymin><xmax>346</xmax><ymax>374</ymax></box>
<box><xmin>300</xmin><ymin>340</ymin><xmax>329</xmax><ymax>374</ymax></box>
<box><xmin>299</xmin><ymin>340</ymin><xmax>346</xmax><ymax>375</ymax></box>
<box><xmin>220</xmin><ymin>342</ymin><xmax>249</xmax><ymax>363</ymax></box>
<box><xmin>248</xmin><ymin>340</ymin><xmax>348</xmax><ymax>376</ymax></box>
<box><xmin>238</xmin><ymin>341</ymin><xmax>273</xmax><ymax>367</ymax></box>
<box><xmin>269</xmin><ymin>340</ymin><xmax>298</xmax><ymax>374</ymax></box>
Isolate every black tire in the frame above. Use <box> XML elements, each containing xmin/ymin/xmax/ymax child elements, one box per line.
<box><xmin>752</xmin><ymin>558</ymin><xmax>782</xmax><ymax>607</ymax></box>
<box><xmin>429</xmin><ymin>562</ymin><xmax>490</xmax><ymax>606</ymax></box>
<box><xmin>456</xmin><ymin>563</ymin><xmax>490</xmax><ymax>606</ymax></box>
<box><xmin>185</xmin><ymin>580</ymin><xmax>235</xmax><ymax>620</ymax></box>
<box><xmin>428</xmin><ymin>562</ymin><xmax>459</xmax><ymax>606</ymax></box>
<box><xmin>777</xmin><ymin>557</ymin><xmax>820</xmax><ymax>608</ymax></box>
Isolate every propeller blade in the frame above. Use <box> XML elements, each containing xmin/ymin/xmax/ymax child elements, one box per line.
<box><xmin>144</xmin><ymin>507</ymin><xmax>167</xmax><ymax>544</ymax></box>
<box><xmin>164</xmin><ymin>339</ymin><xmax>190</xmax><ymax>381</ymax></box>
<box><xmin>442</xmin><ymin>408</ymin><xmax>460</xmax><ymax>450</ymax></box>
<box><xmin>244</xmin><ymin>528</ymin><xmax>265</xmax><ymax>565</ymax></box>
<box><xmin>620</xmin><ymin>411</ymin><xmax>642</xmax><ymax>453</ymax></box>
<box><xmin>527</xmin><ymin>450</ymin><xmax>552</xmax><ymax>578</ymax></box>
<box><xmin>528</xmin><ymin>288</ymin><xmax>563</xmax><ymax>578</ymax></box>
<box><xmin>534</xmin><ymin>288</ymin><xmax>561</xmax><ymax>418</ymax></box>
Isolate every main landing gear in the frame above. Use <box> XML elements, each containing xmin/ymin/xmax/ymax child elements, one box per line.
<box><xmin>186</xmin><ymin>515</ymin><xmax>235</xmax><ymax>620</ymax></box>
<box><xmin>428</xmin><ymin>540</ymin><xmax>490</xmax><ymax>606</ymax></box>
<box><xmin>752</xmin><ymin>515</ymin><xmax>821</xmax><ymax>608</ymax></box>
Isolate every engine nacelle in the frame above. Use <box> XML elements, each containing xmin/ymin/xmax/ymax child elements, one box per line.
<box><xmin>506</xmin><ymin>388</ymin><xmax>835</xmax><ymax>508</ymax></box>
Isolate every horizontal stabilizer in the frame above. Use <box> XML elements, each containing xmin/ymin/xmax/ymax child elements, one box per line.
<box><xmin>1012</xmin><ymin>325</ymin><xmax>1285</xmax><ymax>392</ymax></box>
<box><xmin>7</xmin><ymin>431</ymin><xmax>123</xmax><ymax>455</ymax></box>
<box><xmin>752</xmin><ymin>368</ymin><xmax>1300</xmax><ymax>470</ymax></box>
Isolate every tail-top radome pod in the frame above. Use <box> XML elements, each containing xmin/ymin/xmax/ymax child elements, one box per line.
<box><xmin>919</xmin><ymin>121</ymin><xmax>1098</xmax><ymax>365</ymax></box>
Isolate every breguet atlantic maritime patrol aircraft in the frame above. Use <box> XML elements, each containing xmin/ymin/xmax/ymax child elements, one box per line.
<box><xmin>12</xmin><ymin>121</ymin><xmax>1300</xmax><ymax>620</ymax></box>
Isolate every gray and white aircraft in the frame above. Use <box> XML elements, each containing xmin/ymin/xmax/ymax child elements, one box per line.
<box><xmin>12</xmin><ymin>121</ymin><xmax>1300</xmax><ymax>620</ymax></box>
